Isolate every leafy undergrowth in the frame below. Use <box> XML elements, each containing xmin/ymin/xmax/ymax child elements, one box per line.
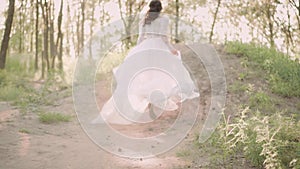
<box><xmin>196</xmin><ymin>42</ymin><xmax>300</xmax><ymax>169</ymax></box>
<box><xmin>225</xmin><ymin>42</ymin><xmax>300</xmax><ymax>97</ymax></box>
<box><xmin>38</xmin><ymin>112</ymin><xmax>72</xmax><ymax>124</ymax></box>
<box><xmin>0</xmin><ymin>55</ymin><xmax>72</xmax><ymax>123</ymax></box>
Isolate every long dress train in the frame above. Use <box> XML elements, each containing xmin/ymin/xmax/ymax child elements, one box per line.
<box><xmin>92</xmin><ymin>15</ymin><xmax>199</xmax><ymax>124</ymax></box>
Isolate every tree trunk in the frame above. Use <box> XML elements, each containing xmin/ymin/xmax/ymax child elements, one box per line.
<box><xmin>18</xmin><ymin>0</ymin><xmax>24</xmax><ymax>53</ymax></box>
<box><xmin>30</xmin><ymin>0</ymin><xmax>34</xmax><ymax>53</ymax></box>
<box><xmin>89</xmin><ymin>2</ymin><xmax>95</xmax><ymax>59</ymax></box>
<box><xmin>298</xmin><ymin>0</ymin><xmax>300</xmax><ymax>36</ymax></box>
<box><xmin>288</xmin><ymin>0</ymin><xmax>300</xmax><ymax>30</ymax></box>
<box><xmin>76</xmin><ymin>10</ymin><xmax>80</xmax><ymax>57</ymax></box>
<box><xmin>50</xmin><ymin>0</ymin><xmax>56</xmax><ymax>69</ymax></box>
<box><xmin>175</xmin><ymin>0</ymin><xmax>180</xmax><ymax>43</ymax></box>
<box><xmin>118</xmin><ymin>0</ymin><xmax>128</xmax><ymax>48</ymax></box>
<box><xmin>35</xmin><ymin>0</ymin><xmax>39</xmax><ymax>70</ymax></box>
<box><xmin>81</xmin><ymin>1</ymin><xmax>85</xmax><ymax>51</ymax></box>
<box><xmin>118</xmin><ymin>0</ymin><xmax>146</xmax><ymax>48</ymax></box>
<box><xmin>209</xmin><ymin>0</ymin><xmax>221</xmax><ymax>43</ymax></box>
<box><xmin>0</xmin><ymin>0</ymin><xmax>15</xmax><ymax>69</ymax></box>
<box><xmin>41</xmin><ymin>0</ymin><xmax>50</xmax><ymax>72</ymax></box>
<box><xmin>266</xmin><ymin>2</ymin><xmax>275</xmax><ymax>48</ymax></box>
<box><xmin>65</xmin><ymin>2</ymin><xmax>70</xmax><ymax>58</ymax></box>
<box><xmin>56</xmin><ymin>0</ymin><xmax>63</xmax><ymax>70</ymax></box>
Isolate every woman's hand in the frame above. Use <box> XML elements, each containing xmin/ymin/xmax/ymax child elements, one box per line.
<box><xmin>171</xmin><ymin>49</ymin><xmax>179</xmax><ymax>56</ymax></box>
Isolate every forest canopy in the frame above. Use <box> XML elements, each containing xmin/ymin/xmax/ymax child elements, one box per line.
<box><xmin>0</xmin><ymin>0</ymin><xmax>299</xmax><ymax>75</ymax></box>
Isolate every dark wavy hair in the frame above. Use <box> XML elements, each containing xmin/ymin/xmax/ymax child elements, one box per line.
<box><xmin>143</xmin><ymin>0</ymin><xmax>162</xmax><ymax>26</ymax></box>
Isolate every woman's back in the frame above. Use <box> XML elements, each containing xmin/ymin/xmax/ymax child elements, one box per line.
<box><xmin>140</xmin><ymin>15</ymin><xmax>169</xmax><ymax>38</ymax></box>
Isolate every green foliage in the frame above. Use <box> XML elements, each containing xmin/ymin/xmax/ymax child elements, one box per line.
<box><xmin>0</xmin><ymin>70</ymin><xmax>30</xmax><ymax>102</ymax></box>
<box><xmin>203</xmin><ymin>42</ymin><xmax>300</xmax><ymax>168</ymax></box>
<box><xmin>38</xmin><ymin>112</ymin><xmax>72</xmax><ymax>124</ymax></box>
<box><xmin>249</xmin><ymin>91</ymin><xmax>274</xmax><ymax>112</ymax></box>
<box><xmin>238</xmin><ymin>72</ymin><xmax>248</xmax><ymax>81</ymax></box>
<box><xmin>229</xmin><ymin>82</ymin><xmax>254</xmax><ymax>94</ymax></box>
<box><xmin>0</xmin><ymin>53</ymin><xmax>37</xmax><ymax>102</ymax></box>
<box><xmin>0</xmin><ymin>84</ymin><xmax>25</xmax><ymax>101</ymax></box>
<box><xmin>19</xmin><ymin>128</ymin><xmax>30</xmax><ymax>134</ymax></box>
<box><xmin>202</xmin><ymin>108</ymin><xmax>300</xmax><ymax>169</ymax></box>
<box><xmin>176</xmin><ymin>150</ymin><xmax>191</xmax><ymax>157</ymax></box>
<box><xmin>95</xmin><ymin>49</ymin><xmax>128</xmax><ymax>86</ymax></box>
<box><xmin>97</xmin><ymin>50</ymin><xmax>127</xmax><ymax>75</ymax></box>
<box><xmin>6</xmin><ymin>53</ymin><xmax>35</xmax><ymax>76</ymax></box>
<box><xmin>225</xmin><ymin>42</ymin><xmax>300</xmax><ymax>97</ymax></box>
<box><xmin>0</xmin><ymin>55</ymin><xmax>71</xmax><ymax>114</ymax></box>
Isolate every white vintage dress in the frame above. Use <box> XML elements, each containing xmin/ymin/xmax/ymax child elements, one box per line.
<box><xmin>92</xmin><ymin>15</ymin><xmax>199</xmax><ymax>124</ymax></box>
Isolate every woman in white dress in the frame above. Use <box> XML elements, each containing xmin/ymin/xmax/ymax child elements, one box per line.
<box><xmin>92</xmin><ymin>0</ymin><xmax>199</xmax><ymax>124</ymax></box>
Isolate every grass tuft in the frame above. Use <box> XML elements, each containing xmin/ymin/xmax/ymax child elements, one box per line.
<box><xmin>19</xmin><ymin>128</ymin><xmax>30</xmax><ymax>134</ymax></box>
<box><xmin>38</xmin><ymin>112</ymin><xmax>72</xmax><ymax>124</ymax></box>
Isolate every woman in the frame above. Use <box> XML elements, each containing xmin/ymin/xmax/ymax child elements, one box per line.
<box><xmin>92</xmin><ymin>0</ymin><xmax>199</xmax><ymax>124</ymax></box>
<box><xmin>137</xmin><ymin>0</ymin><xmax>178</xmax><ymax>55</ymax></box>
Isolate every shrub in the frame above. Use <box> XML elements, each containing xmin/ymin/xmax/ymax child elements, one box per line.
<box><xmin>204</xmin><ymin>108</ymin><xmax>300</xmax><ymax>169</ymax></box>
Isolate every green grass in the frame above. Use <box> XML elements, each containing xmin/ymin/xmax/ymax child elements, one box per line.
<box><xmin>225</xmin><ymin>42</ymin><xmax>300</xmax><ymax>97</ymax></box>
<box><xmin>200</xmin><ymin>42</ymin><xmax>300</xmax><ymax>168</ymax></box>
<box><xmin>0</xmin><ymin>56</ymin><xmax>72</xmax><ymax>114</ymax></box>
<box><xmin>38</xmin><ymin>112</ymin><xmax>72</xmax><ymax>124</ymax></box>
<box><xmin>249</xmin><ymin>91</ymin><xmax>274</xmax><ymax>112</ymax></box>
<box><xmin>176</xmin><ymin>150</ymin><xmax>191</xmax><ymax>157</ymax></box>
<box><xmin>0</xmin><ymin>85</ymin><xmax>25</xmax><ymax>101</ymax></box>
<box><xmin>201</xmin><ymin>109</ymin><xmax>300</xmax><ymax>169</ymax></box>
<box><xmin>97</xmin><ymin>50</ymin><xmax>126</xmax><ymax>74</ymax></box>
<box><xmin>229</xmin><ymin>81</ymin><xmax>249</xmax><ymax>93</ymax></box>
<box><xmin>5</xmin><ymin>53</ymin><xmax>35</xmax><ymax>78</ymax></box>
<box><xmin>0</xmin><ymin>54</ymin><xmax>35</xmax><ymax>103</ymax></box>
<box><xmin>19</xmin><ymin>128</ymin><xmax>30</xmax><ymax>134</ymax></box>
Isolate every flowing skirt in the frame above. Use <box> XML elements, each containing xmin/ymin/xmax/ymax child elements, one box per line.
<box><xmin>92</xmin><ymin>38</ymin><xmax>199</xmax><ymax>124</ymax></box>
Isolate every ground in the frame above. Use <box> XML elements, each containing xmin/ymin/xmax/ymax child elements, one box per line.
<box><xmin>0</xmin><ymin>43</ymin><xmax>289</xmax><ymax>169</ymax></box>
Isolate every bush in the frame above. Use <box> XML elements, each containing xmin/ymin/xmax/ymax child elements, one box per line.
<box><xmin>0</xmin><ymin>85</ymin><xmax>25</xmax><ymax>101</ymax></box>
<box><xmin>204</xmin><ymin>108</ymin><xmax>300</xmax><ymax>169</ymax></box>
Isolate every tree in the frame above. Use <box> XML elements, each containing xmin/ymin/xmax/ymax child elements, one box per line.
<box><xmin>0</xmin><ymin>0</ymin><xmax>15</xmax><ymax>69</ymax></box>
<box><xmin>86</xmin><ymin>0</ymin><xmax>97</xmax><ymax>59</ymax></box>
<box><xmin>40</xmin><ymin>0</ymin><xmax>50</xmax><ymax>77</ymax></box>
<box><xmin>65</xmin><ymin>2</ymin><xmax>71</xmax><ymax>57</ymax></box>
<box><xmin>286</xmin><ymin>0</ymin><xmax>300</xmax><ymax>54</ymax></box>
<box><xmin>165</xmin><ymin>0</ymin><xmax>204</xmax><ymax>43</ymax></box>
<box><xmin>30</xmin><ymin>0</ymin><xmax>34</xmax><ymax>52</ymax></box>
<box><xmin>229</xmin><ymin>0</ymin><xmax>280</xmax><ymax>47</ymax></box>
<box><xmin>164</xmin><ymin>0</ymin><xmax>181</xmax><ymax>43</ymax></box>
<box><xmin>80</xmin><ymin>0</ymin><xmax>85</xmax><ymax>52</ymax></box>
<box><xmin>98</xmin><ymin>0</ymin><xmax>112</xmax><ymax>53</ymax></box>
<box><xmin>56</xmin><ymin>0</ymin><xmax>63</xmax><ymax>70</ymax></box>
<box><xmin>289</xmin><ymin>0</ymin><xmax>300</xmax><ymax>30</ymax></box>
<box><xmin>18</xmin><ymin>0</ymin><xmax>25</xmax><ymax>53</ymax></box>
<box><xmin>35</xmin><ymin>0</ymin><xmax>39</xmax><ymax>70</ymax></box>
<box><xmin>118</xmin><ymin>0</ymin><xmax>146</xmax><ymax>48</ymax></box>
<box><xmin>70</xmin><ymin>0</ymin><xmax>86</xmax><ymax>57</ymax></box>
<box><xmin>175</xmin><ymin>0</ymin><xmax>180</xmax><ymax>43</ymax></box>
<box><xmin>209</xmin><ymin>0</ymin><xmax>221</xmax><ymax>43</ymax></box>
<box><xmin>49</xmin><ymin>0</ymin><xmax>57</xmax><ymax>69</ymax></box>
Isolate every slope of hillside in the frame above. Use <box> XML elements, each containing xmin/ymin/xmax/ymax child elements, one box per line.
<box><xmin>0</xmin><ymin>42</ymin><xmax>299</xmax><ymax>169</ymax></box>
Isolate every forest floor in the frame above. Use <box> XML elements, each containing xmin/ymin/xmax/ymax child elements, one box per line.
<box><xmin>0</xmin><ymin>43</ymin><xmax>298</xmax><ymax>169</ymax></box>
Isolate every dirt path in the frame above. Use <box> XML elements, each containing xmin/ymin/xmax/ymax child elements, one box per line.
<box><xmin>0</xmin><ymin>43</ymin><xmax>235</xmax><ymax>169</ymax></box>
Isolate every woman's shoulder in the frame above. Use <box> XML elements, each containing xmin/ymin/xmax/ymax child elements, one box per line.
<box><xmin>157</xmin><ymin>15</ymin><xmax>169</xmax><ymax>24</ymax></box>
<box><xmin>159</xmin><ymin>15</ymin><xmax>169</xmax><ymax>20</ymax></box>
